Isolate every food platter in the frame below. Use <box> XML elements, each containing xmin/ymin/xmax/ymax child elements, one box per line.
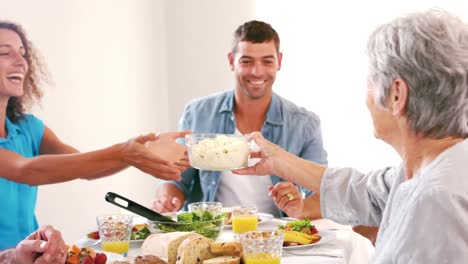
<box><xmin>282</xmin><ymin>230</ymin><xmax>335</xmax><ymax>249</ymax></box>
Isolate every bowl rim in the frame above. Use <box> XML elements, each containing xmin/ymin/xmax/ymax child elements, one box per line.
<box><xmin>147</xmin><ymin>219</ymin><xmax>223</xmax><ymax>225</ymax></box>
<box><xmin>185</xmin><ymin>133</ymin><xmax>248</xmax><ymax>140</ymax></box>
<box><xmin>147</xmin><ymin>211</ymin><xmax>225</xmax><ymax>225</ymax></box>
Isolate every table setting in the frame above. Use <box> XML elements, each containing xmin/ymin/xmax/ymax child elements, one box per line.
<box><xmin>75</xmin><ymin>201</ymin><xmax>374</xmax><ymax>264</ymax></box>
<box><xmin>71</xmin><ymin>133</ymin><xmax>375</xmax><ymax>263</ymax></box>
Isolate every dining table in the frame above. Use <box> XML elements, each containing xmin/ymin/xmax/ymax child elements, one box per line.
<box><xmin>79</xmin><ymin>217</ymin><xmax>375</xmax><ymax>264</ymax></box>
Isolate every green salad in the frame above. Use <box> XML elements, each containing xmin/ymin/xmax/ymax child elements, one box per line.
<box><xmin>153</xmin><ymin>211</ymin><xmax>224</xmax><ymax>239</ymax></box>
<box><xmin>130</xmin><ymin>224</ymin><xmax>151</xmax><ymax>240</ymax></box>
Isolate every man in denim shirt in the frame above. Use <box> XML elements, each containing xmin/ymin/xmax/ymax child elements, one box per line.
<box><xmin>152</xmin><ymin>20</ymin><xmax>327</xmax><ymax>218</ymax></box>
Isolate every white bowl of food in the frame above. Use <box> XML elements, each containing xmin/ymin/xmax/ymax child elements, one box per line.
<box><xmin>185</xmin><ymin>133</ymin><xmax>251</xmax><ymax>171</ymax></box>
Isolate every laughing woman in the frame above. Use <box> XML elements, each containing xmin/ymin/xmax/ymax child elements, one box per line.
<box><xmin>0</xmin><ymin>21</ymin><xmax>190</xmax><ymax>250</ymax></box>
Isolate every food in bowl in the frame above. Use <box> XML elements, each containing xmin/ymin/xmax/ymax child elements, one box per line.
<box><xmin>188</xmin><ymin>202</ymin><xmax>223</xmax><ymax>216</ymax></box>
<box><xmin>147</xmin><ymin>211</ymin><xmax>224</xmax><ymax>240</ymax></box>
<box><xmin>185</xmin><ymin>134</ymin><xmax>250</xmax><ymax>171</ymax></box>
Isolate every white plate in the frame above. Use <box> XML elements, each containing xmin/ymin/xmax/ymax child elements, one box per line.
<box><xmin>224</xmin><ymin>213</ymin><xmax>274</xmax><ymax>228</ymax></box>
<box><xmin>282</xmin><ymin>230</ymin><xmax>335</xmax><ymax>250</ymax></box>
<box><xmin>97</xmin><ymin>250</ymin><xmax>127</xmax><ymax>262</ymax></box>
<box><xmin>76</xmin><ymin>237</ymin><xmax>144</xmax><ymax>248</ymax></box>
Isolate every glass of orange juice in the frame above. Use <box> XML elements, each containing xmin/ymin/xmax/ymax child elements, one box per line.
<box><xmin>240</xmin><ymin>230</ymin><xmax>285</xmax><ymax>264</ymax></box>
<box><xmin>96</xmin><ymin>214</ymin><xmax>133</xmax><ymax>256</ymax></box>
<box><xmin>232</xmin><ymin>205</ymin><xmax>258</xmax><ymax>234</ymax></box>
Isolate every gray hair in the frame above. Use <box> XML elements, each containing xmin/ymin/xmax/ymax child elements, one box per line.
<box><xmin>367</xmin><ymin>9</ymin><xmax>468</xmax><ymax>138</ymax></box>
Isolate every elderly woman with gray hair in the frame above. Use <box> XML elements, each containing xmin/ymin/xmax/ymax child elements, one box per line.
<box><xmin>234</xmin><ymin>9</ymin><xmax>468</xmax><ymax>263</ymax></box>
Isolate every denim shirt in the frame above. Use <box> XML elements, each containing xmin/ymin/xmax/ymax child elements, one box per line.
<box><xmin>166</xmin><ymin>90</ymin><xmax>328</xmax><ymax>215</ymax></box>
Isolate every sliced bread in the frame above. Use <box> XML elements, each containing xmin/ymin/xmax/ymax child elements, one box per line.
<box><xmin>202</xmin><ymin>256</ymin><xmax>240</xmax><ymax>264</ymax></box>
<box><xmin>141</xmin><ymin>232</ymin><xmax>198</xmax><ymax>264</ymax></box>
<box><xmin>134</xmin><ymin>255</ymin><xmax>168</xmax><ymax>264</ymax></box>
<box><xmin>210</xmin><ymin>241</ymin><xmax>242</xmax><ymax>257</ymax></box>
<box><xmin>176</xmin><ymin>234</ymin><xmax>215</xmax><ymax>264</ymax></box>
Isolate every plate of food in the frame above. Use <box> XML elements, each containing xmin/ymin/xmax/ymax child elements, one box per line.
<box><xmin>66</xmin><ymin>244</ymin><xmax>125</xmax><ymax>264</ymax></box>
<box><xmin>77</xmin><ymin>223</ymin><xmax>151</xmax><ymax>248</ymax></box>
<box><xmin>279</xmin><ymin>218</ymin><xmax>335</xmax><ymax>249</ymax></box>
<box><xmin>223</xmin><ymin>211</ymin><xmax>274</xmax><ymax>228</ymax></box>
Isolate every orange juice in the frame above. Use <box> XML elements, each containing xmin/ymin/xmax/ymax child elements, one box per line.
<box><xmin>244</xmin><ymin>253</ymin><xmax>281</xmax><ymax>264</ymax></box>
<box><xmin>232</xmin><ymin>215</ymin><xmax>258</xmax><ymax>233</ymax></box>
<box><xmin>101</xmin><ymin>241</ymin><xmax>130</xmax><ymax>254</ymax></box>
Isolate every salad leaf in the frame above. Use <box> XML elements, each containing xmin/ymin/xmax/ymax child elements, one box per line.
<box><xmin>130</xmin><ymin>225</ymin><xmax>150</xmax><ymax>240</ymax></box>
<box><xmin>177</xmin><ymin>212</ymin><xmax>194</xmax><ymax>222</ymax></box>
<box><xmin>155</xmin><ymin>211</ymin><xmax>225</xmax><ymax>239</ymax></box>
<box><xmin>278</xmin><ymin>218</ymin><xmax>314</xmax><ymax>232</ymax></box>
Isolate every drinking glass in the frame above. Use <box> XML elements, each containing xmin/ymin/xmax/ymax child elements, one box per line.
<box><xmin>240</xmin><ymin>230</ymin><xmax>285</xmax><ymax>264</ymax></box>
<box><xmin>188</xmin><ymin>202</ymin><xmax>223</xmax><ymax>217</ymax></box>
<box><xmin>231</xmin><ymin>205</ymin><xmax>258</xmax><ymax>234</ymax></box>
<box><xmin>96</xmin><ymin>214</ymin><xmax>133</xmax><ymax>256</ymax></box>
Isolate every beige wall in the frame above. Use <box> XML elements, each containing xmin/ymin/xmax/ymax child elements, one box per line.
<box><xmin>165</xmin><ymin>1</ymin><xmax>255</xmax><ymax>130</ymax></box>
<box><xmin>2</xmin><ymin>0</ymin><xmax>254</xmax><ymax>242</ymax></box>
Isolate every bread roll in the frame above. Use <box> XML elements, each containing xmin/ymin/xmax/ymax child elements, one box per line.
<box><xmin>141</xmin><ymin>232</ymin><xmax>198</xmax><ymax>264</ymax></box>
<box><xmin>203</xmin><ymin>256</ymin><xmax>240</xmax><ymax>264</ymax></box>
<box><xmin>176</xmin><ymin>235</ymin><xmax>215</xmax><ymax>264</ymax></box>
<box><xmin>135</xmin><ymin>255</ymin><xmax>168</xmax><ymax>264</ymax></box>
<box><xmin>210</xmin><ymin>241</ymin><xmax>242</xmax><ymax>257</ymax></box>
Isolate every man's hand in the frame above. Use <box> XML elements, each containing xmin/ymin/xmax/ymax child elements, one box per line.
<box><xmin>152</xmin><ymin>183</ymin><xmax>185</xmax><ymax>213</ymax></box>
<box><xmin>269</xmin><ymin>182</ymin><xmax>304</xmax><ymax>219</ymax></box>
<box><xmin>14</xmin><ymin>225</ymin><xmax>67</xmax><ymax>264</ymax></box>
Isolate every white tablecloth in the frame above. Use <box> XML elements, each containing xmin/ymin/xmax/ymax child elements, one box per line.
<box><xmin>83</xmin><ymin>218</ymin><xmax>374</xmax><ymax>264</ymax></box>
<box><xmin>245</xmin><ymin>218</ymin><xmax>374</xmax><ymax>264</ymax></box>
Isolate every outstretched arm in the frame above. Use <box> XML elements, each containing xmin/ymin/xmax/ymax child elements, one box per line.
<box><xmin>0</xmin><ymin>127</ymin><xmax>191</xmax><ymax>185</ymax></box>
<box><xmin>234</xmin><ymin>132</ymin><xmax>326</xmax><ymax>193</ymax></box>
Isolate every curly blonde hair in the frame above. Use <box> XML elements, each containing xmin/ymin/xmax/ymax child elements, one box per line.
<box><xmin>1</xmin><ymin>21</ymin><xmax>48</xmax><ymax>123</ymax></box>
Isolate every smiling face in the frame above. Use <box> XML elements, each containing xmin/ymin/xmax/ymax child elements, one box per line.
<box><xmin>0</xmin><ymin>28</ymin><xmax>28</xmax><ymax>100</ymax></box>
<box><xmin>229</xmin><ymin>41</ymin><xmax>282</xmax><ymax>100</ymax></box>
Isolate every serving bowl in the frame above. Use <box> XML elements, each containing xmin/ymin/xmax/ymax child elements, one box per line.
<box><xmin>188</xmin><ymin>202</ymin><xmax>223</xmax><ymax>215</ymax></box>
<box><xmin>147</xmin><ymin>211</ymin><xmax>224</xmax><ymax>240</ymax></box>
<box><xmin>185</xmin><ymin>133</ymin><xmax>251</xmax><ymax>171</ymax></box>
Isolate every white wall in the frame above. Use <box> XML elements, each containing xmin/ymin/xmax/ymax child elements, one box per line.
<box><xmin>255</xmin><ymin>0</ymin><xmax>468</xmax><ymax>171</ymax></box>
<box><xmin>165</xmin><ymin>0</ymin><xmax>256</xmax><ymax>130</ymax></box>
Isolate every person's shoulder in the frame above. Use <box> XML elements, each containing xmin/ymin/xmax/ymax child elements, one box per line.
<box><xmin>276</xmin><ymin>94</ymin><xmax>321</xmax><ymax>125</ymax></box>
<box><xmin>185</xmin><ymin>90</ymin><xmax>232</xmax><ymax>111</ymax></box>
<box><xmin>16</xmin><ymin>113</ymin><xmax>44</xmax><ymax>128</ymax></box>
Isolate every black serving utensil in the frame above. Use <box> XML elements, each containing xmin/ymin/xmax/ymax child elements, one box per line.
<box><xmin>105</xmin><ymin>192</ymin><xmax>176</xmax><ymax>222</ymax></box>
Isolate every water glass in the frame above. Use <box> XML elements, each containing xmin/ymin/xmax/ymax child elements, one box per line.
<box><xmin>231</xmin><ymin>205</ymin><xmax>258</xmax><ymax>234</ymax></box>
<box><xmin>240</xmin><ymin>230</ymin><xmax>285</xmax><ymax>264</ymax></box>
<box><xmin>188</xmin><ymin>202</ymin><xmax>223</xmax><ymax>217</ymax></box>
<box><xmin>96</xmin><ymin>214</ymin><xmax>133</xmax><ymax>256</ymax></box>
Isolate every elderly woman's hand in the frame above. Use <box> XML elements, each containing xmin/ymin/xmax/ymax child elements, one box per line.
<box><xmin>233</xmin><ymin>132</ymin><xmax>286</xmax><ymax>176</ymax></box>
<box><xmin>13</xmin><ymin>225</ymin><xmax>67</xmax><ymax>264</ymax></box>
<box><xmin>269</xmin><ymin>182</ymin><xmax>304</xmax><ymax>219</ymax></box>
<box><xmin>123</xmin><ymin>131</ymin><xmax>191</xmax><ymax>180</ymax></box>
